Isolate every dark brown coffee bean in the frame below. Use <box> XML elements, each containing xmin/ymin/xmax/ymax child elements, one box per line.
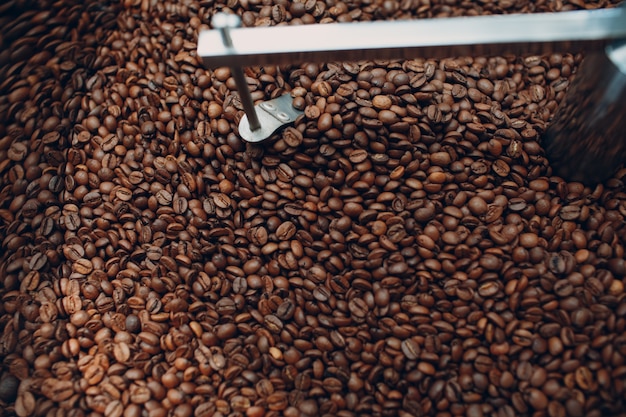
<box><xmin>267</xmin><ymin>392</ymin><xmax>288</xmax><ymax>411</ymax></box>
<box><xmin>0</xmin><ymin>375</ymin><xmax>19</xmax><ymax>402</ymax></box>
<box><xmin>264</xmin><ymin>314</ymin><xmax>283</xmax><ymax>333</ymax></box>
<box><xmin>468</xmin><ymin>196</ymin><xmax>488</xmax><ymax>216</ymax></box>
<box><xmin>348</xmin><ymin>298</ymin><xmax>368</xmax><ymax>319</ymax></box>
<box><xmin>41</xmin><ymin>378</ymin><xmax>74</xmax><ymax>401</ymax></box>
<box><xmin>275</xmin><ymin>221</ymin><xmax>297</xmax><ymax>240</ymax></box>
<box><xmin>248</xmin><ymin>226</ymin><xmax>268</xmax><ymax>245</ymax></box>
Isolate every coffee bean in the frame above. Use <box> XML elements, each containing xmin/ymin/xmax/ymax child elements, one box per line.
<box><xmin>492</xmin><ymin>159</ymin><xmax>510</xmax><ymax>177</ymax></box>
<box><xmin>372</xmin><ymin>95</ymin><xmax>392</xmax><ymax>109</ymax></box>
<box><xmin>264</xmin><ymin>314</ymin><xmax>283</xmax><ymax>333</ymax></box>
<box><xmin>0</xmin><ymin>375</ymin><xmax>19</xmax><ymax>402</ymax></box>
<box><xmin>248</xmin><ymin>225</ymin><xmax>268</xmax><ymax>245</ymax></box>
<box><xmin>41</xmin><ymin>378</ymin><xmax>74</xmax><ymax>401</ymax></box>
<box><xmin>468</xmin><ymin>196</ymin><xmax>488</xmax><ymax>216</ymax></box>
<box><xmin>72</xmin><ymin>258</ymin><xmax>94</xmax><ymax>275</ymax></box>
<box><xmin>527</xmin><ymin>388</ymin><xmax>548</xmax><ymax>410</ymax></box>
<box><xmin>267</xmin><ymin>392</ymin><xmax>288</xmax><ymax>411</ymax></box>
<box><xmin>15</xmin><ymin>391</ymin><xmax>36</xmax><ymax>417</ymax></box>
<box><xmin>349</xmin><ymin>149</ymin><xmax>368</xmax><ymax>164</ymax></box>
<box><xmin>275</xmin><ymin>221</ymin><xmax>297</xmax><ymax>240</ymax></box>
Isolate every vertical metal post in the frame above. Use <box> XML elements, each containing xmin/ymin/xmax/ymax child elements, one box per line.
<box><xmin>211</xmin><ymin>13</ymin><xmax>261</xmax><ymax>131</ymax></box>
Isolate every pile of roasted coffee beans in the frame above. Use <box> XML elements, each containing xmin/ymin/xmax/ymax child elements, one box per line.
<box><xmin>1</xmin><ymin>0</ymin><xmax>625</xmax><ymax>416</ymax></box>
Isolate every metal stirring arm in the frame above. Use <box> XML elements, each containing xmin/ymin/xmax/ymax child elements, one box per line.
<box><xmin>199</xmin><ymin>7</ymin><xmax>626</xmax><ymax>68</ymax></box>
<box><xmin>198</xmin><ymin>7</ymin><xmax>626</xmax><ymax>145</ymax></box>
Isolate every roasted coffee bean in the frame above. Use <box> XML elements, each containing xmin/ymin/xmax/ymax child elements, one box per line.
<box><xmin>0</xmin><ymin>375</ymin><xmax>19</xmax><ymax>402</ymax></box>
<box><xmin>275</xmin><ymin>221</ymin><xmax>297</xmax><ymax>240</ymax></box>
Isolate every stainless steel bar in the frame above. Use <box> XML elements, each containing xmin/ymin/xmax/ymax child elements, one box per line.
<box><xmin>211</xmin><ymin>13</ymin><xmax>261</xmax><ymax>131</ymax></box>
<box><xmin>198</xmin><ymin>7</ymin><xmax>626</xmax><ymax>68</ymax></box>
